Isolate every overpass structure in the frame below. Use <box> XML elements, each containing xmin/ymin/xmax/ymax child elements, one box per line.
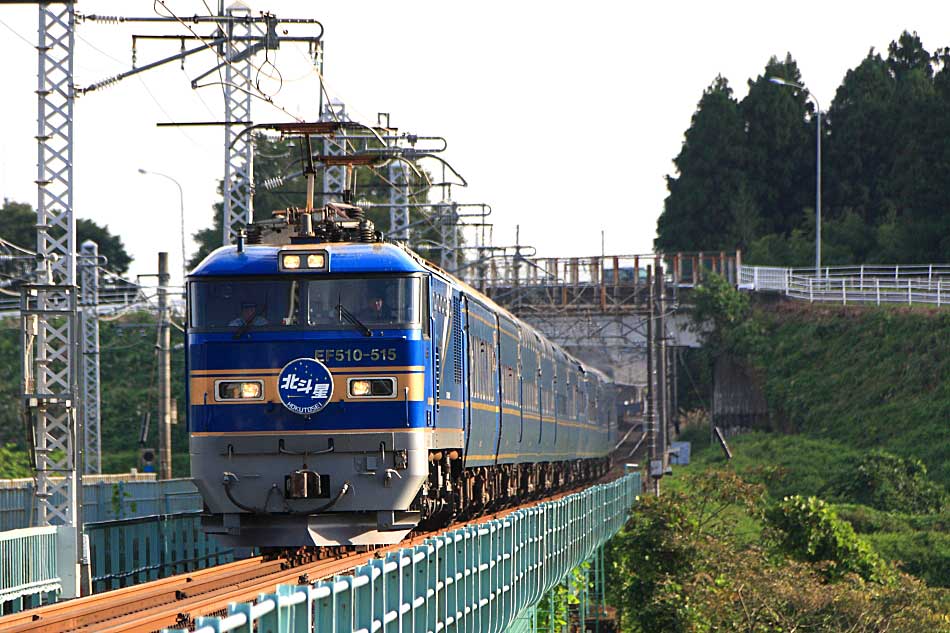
<box><xmin>482</xmin><ymin>250</ymin><xmax>739</xmax><ymax>492</ymax></box>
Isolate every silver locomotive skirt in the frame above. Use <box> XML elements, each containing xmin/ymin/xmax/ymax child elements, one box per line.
<box><xmin>191</xmin><ymin>428</ymin><xmax>459</xmax><ymax>546</ymax></box>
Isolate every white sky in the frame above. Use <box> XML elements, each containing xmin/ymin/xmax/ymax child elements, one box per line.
<box><xmin>0</xmin><ymin>1</ymin><xmax>947</xmax><ymax>287</ymax></box>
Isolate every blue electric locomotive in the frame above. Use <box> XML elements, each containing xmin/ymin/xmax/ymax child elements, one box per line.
<box><xmin>188</xmin><ymin>203</ymin><xmax>616</xmax><ymax>547</ymax></box>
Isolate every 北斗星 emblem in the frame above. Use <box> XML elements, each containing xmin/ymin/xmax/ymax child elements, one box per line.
<box><xmin>277</xmin><ymin>358</ymin><xmax>334</xmax><ymax>415</ymax></box>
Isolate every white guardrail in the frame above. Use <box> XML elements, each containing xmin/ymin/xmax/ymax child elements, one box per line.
<box><xmin>738</xmin><ymin>264</ymin><xmax>950</xmax><ymax>306</ymax></box>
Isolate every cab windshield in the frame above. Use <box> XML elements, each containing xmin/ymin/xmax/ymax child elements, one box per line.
<box><xmin>189</xmin><ymin>276</ymin><xmax>422</xmax><ymax>330</ymax></box>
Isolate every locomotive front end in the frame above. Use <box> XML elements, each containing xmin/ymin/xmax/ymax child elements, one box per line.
<box><xmin>188</xmin><ymin>243</ymin><xmax>444</xmax><ymax>547</ymax></box>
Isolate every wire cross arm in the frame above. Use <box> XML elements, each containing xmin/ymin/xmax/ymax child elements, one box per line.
<box><xmin>75</xmin><ymin>13</ymin><xmax>322</xmax><ymax>95</ymax></box>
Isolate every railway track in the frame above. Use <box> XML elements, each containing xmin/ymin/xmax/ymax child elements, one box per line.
<box><xmin>0</xmin><ymin>471</ymin><xmax>625</xmax><ymax>633</ymax></box>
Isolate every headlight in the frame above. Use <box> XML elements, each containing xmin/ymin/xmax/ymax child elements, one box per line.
<box><xmin>216</xmin><ymin>380</ymin><xmax>264</xmax><ymax>401</ymax></box>
<box><xmin>348</xmin><ymin>377</ymin><xmax>396</xmax><ymax>398</ymax></box>
<box><xmin>280</xmin><ymin>250</ymin><xmax>327</xmax><ymax>271</ymax></box>
<box><xmin>349</xmin><ymin>380</ymin><xmax>372</xmax><ymax>396</ymax></box>
<box><xmin>282</xmin><ymin>254</ymin><xmax>301</xmax><ymax>269</ymax></box>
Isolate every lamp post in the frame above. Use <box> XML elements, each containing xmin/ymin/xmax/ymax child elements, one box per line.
<box><xmin>138</xmin><ymin>168</ymin><xmax>188</xmax><ymax>288</ymax></box>
<box><xmin>768</xmin><ymin>77</ymin><xmax>821</xmax><ymax>278</ymax></box>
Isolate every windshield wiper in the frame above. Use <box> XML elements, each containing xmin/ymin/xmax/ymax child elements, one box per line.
<box><xmin>336</xmin><ymin>303</ymin><xmax>373</xmax><ymax>337</ymax></box>
<box><xmin>232</xmin><ymin>306</ymin><xmax>260</xmax><ymax>340</ymax></box>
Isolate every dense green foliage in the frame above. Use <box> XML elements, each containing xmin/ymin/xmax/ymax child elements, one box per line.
<box><xmin>676</xmin><ymin>276</ymin><xmax>950</xmax><ymax>591</ymax></box>
<box><xmin>0</xmin><ymin>443</ymin><xmax>30</xmax><ymax>478</ymax></box>
<box><xmin>606</xmin><ymin>471</ymin><xmax>949</xmax><ymax>632</ymax></box>
<box><xmin>656</xmin><ymin>31</ymin><xmax>950</xmax><ymax>264</ymax></box>
<box><xmin>832</xmin><ymin>450</ymin><xmax>947</xmax><ymax>514</ymax></box>
<box><xmin>0</xmin><ymin>199</ymin><xmax>133</xmax><ymax>274</ymax></box>
<box><xmin>691</xmin><ymin>276</ymin><xmax>950</xmax><ymax>487</ymax></box>
<box><xmin>0</xmin><ymin>314</ymin><xmax>190</xmax><ymax>476</ymax></box>
<box><xmin>748</xmin><ymin>304</ymin><xmax>950</xmax><ymax>486</ymax></box>
<box><xmin>683</xmin><ymin>432</ymin><xmax>950</xmax><ymax>589</ymax></box>
<box><xmin>767</xmin><ymin>495</ymin><xmax>892</xmax><ymax>583</ymax></box>
<box><xmin>536</xmin><ymin>564</ymin><xmax>588</xmax><ymax>631</ymax></box>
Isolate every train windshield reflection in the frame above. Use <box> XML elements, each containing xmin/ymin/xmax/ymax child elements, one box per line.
<box><xmin>189</xmin><ymin>276</ymin><xmax>422</xmax><ymax>330</ymax></box>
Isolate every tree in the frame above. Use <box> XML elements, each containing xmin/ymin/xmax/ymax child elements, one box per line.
<box><xmin>661</xmin><ymin>33</ymin><xmax>950</xmax><ymax>266</ymax></box>
<box><xmin>0</xmin><ymin>199</ymin><xmax>133</xmax><ymax>274</ymax></box>
<box><xmin>740</xmin><ymin>54</ymin><xmax>814</xmax><ymax>238</ymax></box>
<box><xmin>655</xmin><ymin>75</ymin><xmax>749</xmax><ymax>252</ymax></box>
<box><xmin>825</xmin><ymin>51</ymin><xmax>897</xmax><ymax>227</ymax></box>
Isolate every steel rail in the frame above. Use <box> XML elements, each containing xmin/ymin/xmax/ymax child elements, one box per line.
<box><xmin>0</xmin><ymin>555</ymin><xmax>274</xmax><ymax>633</ymax></box>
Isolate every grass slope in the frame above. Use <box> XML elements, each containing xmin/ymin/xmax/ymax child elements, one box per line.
<box><xmin>675</xmin><ymin>298</ymin><xmax>950</xmax><ymax>587</ymax></box>
<box><xmin>750</xmin><ymin>303</ymin><xmax>950</xmax><ymax>486</ymax></box>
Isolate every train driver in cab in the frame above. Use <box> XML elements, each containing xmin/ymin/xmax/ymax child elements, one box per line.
<box><xmin>359</xmin><ymin>290</ymin><xmax>396</xmax><ymax>322</ymax></box>
<box><xmin>229</xmin><ymin>302</ymin><xmax>268</xmax><ymax>327</ymax></box>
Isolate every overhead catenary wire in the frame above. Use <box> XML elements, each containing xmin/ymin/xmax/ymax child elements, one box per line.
<box><xmin>151</xmin><ymin>0</ymin><xmax>305</xmax><ymax>123</ymax></box>
<box><xmin>0</xmin><ymin>17</ymin><xmax>37</xmax><ymax>49</ymax></box>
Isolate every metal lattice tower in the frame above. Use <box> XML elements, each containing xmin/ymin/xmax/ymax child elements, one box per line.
<box><xmin>388</xmin><ymin>161</ymin><xmax>410</xmax><ymax>242</ymax></box>
<box><xmin>439</xmin><ymin>201</ymin><xmax>460</xmax><ymax>271</ymax></box>
<box><xmin>221</xmin><ymin>4</ymin><xmax>256</xmax><ymax>245</ymax></box>
<box><xmin>24</xmin><ymin>0</ymin><xmax>79</xmax><ymax>529</ymax></box>
<box><xmin>79</xmin><ymin>241</ymin><xmax>101</xmax><ymax>475</ymax></box>
<box><xmin>321</xmin><ymin>101</ymin><xmax>348</xmax><ymax>205</ymax></box>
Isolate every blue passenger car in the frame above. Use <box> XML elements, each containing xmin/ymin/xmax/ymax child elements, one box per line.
<box><xmin>188</xmin><ymin>204</ymin><xmax>616</xmax><ymax>547</ymax></box>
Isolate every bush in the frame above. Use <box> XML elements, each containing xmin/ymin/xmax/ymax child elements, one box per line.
<box><xmin>832</xmin><ymin>450</ymin><xmax>946</xmax><ymax>514</ymax></box>
<box><xmin>865</xmin><ymin>530</ymin><xmax>950</xmax><ymax>588</ymax></box>
<box><xmin>835</xmin><ymin>503</ymin><xmax>950</xmax><ymax>534</ymax></box>
<box><xmin>606</xmin><ymin>474</ymin><xmax>950</xmax><ymax>632</ymax></box>
<box><xmin>767</xmin><ymin>495</ymin><xmax>892</xmax><ymax>584</ymax></box>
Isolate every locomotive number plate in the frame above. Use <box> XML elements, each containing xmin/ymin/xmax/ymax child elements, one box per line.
<box><xmin>315</xmin><ymin>347</ymin><xmax>397</xmax><ymax>363</ymax></box>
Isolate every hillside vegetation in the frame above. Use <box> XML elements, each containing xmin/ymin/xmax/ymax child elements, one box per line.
<box><xmin>601</xmin><ymin>283</ymin><xmax>950</xmax><ymax>630</ymax></box>
<box><xmin>680</xmin><ymin>277</ymin><xmax>950</xmax><ymax>589</ymax></box>
<box><xmin>692</xmin><ymin>280</ymin><xmax>950</xmax><ymax>485</ymax></box>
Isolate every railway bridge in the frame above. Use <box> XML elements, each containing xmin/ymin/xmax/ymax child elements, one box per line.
<box><xmin>0</xmin><ymin>470</ymin><xmax>640</xmax><ymax>633</ymax></box>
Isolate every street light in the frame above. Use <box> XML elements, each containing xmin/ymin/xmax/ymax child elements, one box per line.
<box><xmin>138</xmin><ymin>168</ymin><xmax>187</xmax><ymax>289</ymax></box>
<box><xmin>768</xmin><ymin>76</ymin><xmax>821</xmax><ymax>278</ymax></box>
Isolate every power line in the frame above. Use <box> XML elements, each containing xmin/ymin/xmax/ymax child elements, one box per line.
<box><xmin>0</xmin><ymin>17</ymin><xmax>34</xmax><ymax>49</ymax></box>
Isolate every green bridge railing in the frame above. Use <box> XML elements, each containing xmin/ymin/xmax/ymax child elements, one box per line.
<box><xmin>167</xmin><ymin>471</ymin><xmax>641</xmax><ymax>633</ymax></box>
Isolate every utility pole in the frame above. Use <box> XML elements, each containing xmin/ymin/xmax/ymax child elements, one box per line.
<box><xmin>157</xmin><ymin>252</ymin><xmax>172</xmax><ymax>480</ymax></box>
<box><xmin>671</xmin><ymin>347</ymin><xmax>679</xmax><ymax>435</ymax></box>
<box><xmin>655</xmin><ymin>264</ymin><xmax>665</xmax><ymax>471</ymax></box>
<box><xmin>221</xmin><ymin>2</ymin><xmax>258</xmax><ymax>246</ymax></box>
<box><xmin>388</xmin><ymin>160</ymin><xmax>411</xmax><ymax>242</ymax></box>
<box><xmin>79</xmin><ymin>241</ymin><xmax>101</xmax><ymax>475</ymax></box>
<box><xmin>439</xmin><ymin>201</ymin><xmax>460</xmax><ymax>272</ymax></box>
<box><xmin>16</xmin><ymin>0</ymin><xmax>85</xmax><ymax>599</ymax></box>
<box><xmin>646</xmin><ymin>265</ymin><xmax>659</xmax><ymax>496</ymax></box>
<box><xmin>321</xmin><ymin>100</ymin><xmax>348</xmax><ymax>206</ymax></box>
<box><xmin>657</xmin><ymin>263</ymin><xmax>668</xmax><ymax>476</ymax></box>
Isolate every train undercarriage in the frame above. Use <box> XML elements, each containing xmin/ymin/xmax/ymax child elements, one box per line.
<box><xmin>266</xmin><ymin>454</ymin><xmax>612</xmax><ymax>564</ymax></box>
<box><xmin>416</xmin><ymin>453</ymin><xmax>612</xmax><ymax>530</ymax></box>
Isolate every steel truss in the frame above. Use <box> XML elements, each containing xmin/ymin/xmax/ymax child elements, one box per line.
<box><xmin>222</xmin><ymin>4</ymin><xmax>259</xmax><ymax>245</ymax></box>
<box><xmin>388</xmin><ymin>160</ymin><xmax>410</xmax><ymax>242</ymax></box>
<box><xmin>438</xmin><ymin>201</ymin><xmax>460</xmax><ymax>272</ymax></box>
<box><xmin>320</xmin><ymin>100</ymin><xmax>348</xmax><ymax>205</ymax></box>
<box><xmin>79</xmin><ymin>241</ymin><xmax>101</xmax><ymax>475</ymax></box>
<box><xmin>26</xmin><ymin>0</ymin><xmax>79</xmax><ymax>530</ymax></box>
